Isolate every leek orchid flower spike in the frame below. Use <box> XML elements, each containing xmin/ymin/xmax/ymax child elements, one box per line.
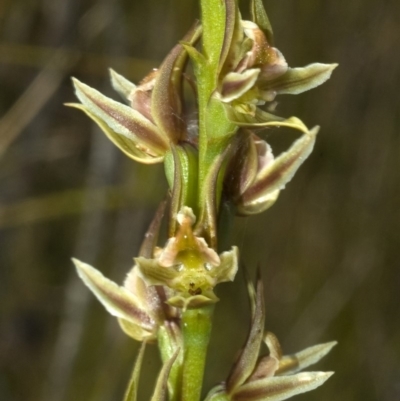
<box><xmin>68</xmin><ymin>23</ymin><xmax>201</xmax><ymax>164</ymax></box>
<box><xmin>136</xmin><ymin>206</ymin><xmax>239</xmax><ymax>309</ymax></box>
<box><xmin>205</xmin><ymin>279</ymin><xmax>336</xmax><ymax>401</ymax></box>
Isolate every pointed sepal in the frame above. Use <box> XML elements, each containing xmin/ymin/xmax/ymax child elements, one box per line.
<box><xmin>277</xmin><ymin>341</ymin><xmax>338</xmax><ymax>375</ymax></box>
<box><xmin>231</xmin><ymin>371</ymin><xmax>334</xmax><ymax>401</ymax></box>
<box><xmin>261</xmin><ymin>63</ymin><xmax>338</xmax><ymax>95</ymax></box>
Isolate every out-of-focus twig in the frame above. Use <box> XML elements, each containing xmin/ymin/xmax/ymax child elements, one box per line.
<box><xmin>0</xmin><ymin>186</ymin><xmax>161</xmax><ymax>229</ymax></box>
<box><xmin>0</xmin><ymin>187</ymin><xmax>122</xmax><ymax>228</ymax></box>
<box><xmin>0</xmin><ymin>43</ymin><xmax>156</xmax><ymax>159</ymax></box>
<box><xmin>0</xmin><ymin>43</ymin><xmax>155</xmax><ymax>77</ymax></box>
<box><xmin>0</xmin><ymin>48</ymin><xmax>75</xmax><ymax>158</ymax></box>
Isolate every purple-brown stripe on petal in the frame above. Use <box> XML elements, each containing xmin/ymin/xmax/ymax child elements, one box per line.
<box><xmin>151</xmin><ymin>44</ymin><xmax>184</xmax><ymax>143</ymax></box>
<box><xmin>72</xmin><ymin>78</ymin><xmax>169</xmax><ymax>155</ymax></box>
<box><xmin>130</xmin><ymin>88</ymin><xmax>154</xmax><ymax>123</ymax></box>
<box><xmin>261</xmin><ymin>63</ymin><xmax>338</xmax><ymax>95</ymax></box>
<box><xmin>73</xmin><ymin>259</ymin><xmax>156</xmax><ymax>331</ymax></box>
<box><xmin>242</xmin><ymin>128</ymin><xmax>317</xmax><ymax>202</ymax></box>
<box><xmin>220</xmin><ymin>69</ymin><xmax>260</xmax><ymax>102</ymax></box>
<box><xmin>232</xmin><ymin>372</ymin><xmax>333</xmax><ymax>401</ymax></box>
<box><xmin>88</xmin><ymin>92</ymin><xmax>169</xmax><ymax>153</ymax></box>
<box><xmin>101</xmin><ymin>284</ymin><xmax>155</xmax><ymax>330</ymax></box>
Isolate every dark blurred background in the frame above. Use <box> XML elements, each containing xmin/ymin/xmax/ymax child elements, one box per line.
<box><xmin>1</xmin><ymin>0</ymin><xmax>399</xmax><ymax>400</ymax></box>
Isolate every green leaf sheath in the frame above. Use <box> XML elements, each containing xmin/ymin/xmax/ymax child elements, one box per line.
<box><xmin>158</xmin><ymin>325</ymin><xmax>183</xmax><ymax>401</ymax></box>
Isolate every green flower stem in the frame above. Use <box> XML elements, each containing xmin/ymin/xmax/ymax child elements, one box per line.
<box><xmin>162</xmin><ymin>1</ymin><xmax>235</xmax><ymax>399</ymax></box>
<box><xmin>196</xmin><ymin>0</ymin><xmax>237</xmax><ymax>240</ymax></box>
<box><xmin>181</xmin><ymin>305</ymin><xmax>214</xmax><ymax>401</ymax></box>
<box><xmin>200</xmin><ymin>0</ymin><xmax>225</xmax><ymax>66</ymax></box>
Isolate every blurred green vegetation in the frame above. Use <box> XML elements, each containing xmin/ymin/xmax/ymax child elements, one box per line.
<box><xmin>0</xmin><ymin>0</ymin><xmax>399</xmax><ymax>400</ymax></box>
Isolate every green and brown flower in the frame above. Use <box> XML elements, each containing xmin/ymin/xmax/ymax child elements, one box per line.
<box><xmin>205</xmin><ymin>279</ymin><xmax>336</xmax><ymax>401</ymax></box>
<box><xmin>68</xmin><ymin>23</ymin><xmax>201</xmax><ymax>164</ymax></box>
<box><xmin>136</xmin><ymin>206</ymin><xmax>238</xmax><ymax>309</ymax></box>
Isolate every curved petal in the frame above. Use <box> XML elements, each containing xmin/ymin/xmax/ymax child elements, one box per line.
<box><xmin>124</xmin><ymin>266</ymin><xmax>165</xmax><ymax>324</ymax></box>
<box><xmin>211</xmin><ymin>246</ymin><xmax>239</xmax><ymax>283</ymax></box>
<box><xmin>247</xmin><ymin>355</ymin><xmax>279</xmax><ymax>382</ymax></box>
<box><xmin>264</xmin><ymin>331</ymin><xmax>283</xmax><ymax>360</ymax></box>
<box><xmin>258</xmin><ymin>48</ymin><xmax>288</xmax><ymax>81</ymax></box>
<box><xmin>220</xmin><ymin>69</ymin><xmax>260</xmax><ymax>102</ymax></box>
<box><xmin>225</xmin><ymin>104</ymin><xmax>284</xmax><ymax>127</ymax></box>
<box><xmin>236</xmin><ymin>189</ymin><xmax>279</xmax><ymax>215</ymax></box>
<box><xmin>118</xmin><ymin>318</ymin><xmax>155</xmax><ymax>341</ymax></box>
<box><xmin>225</xmin><ymin>105</ymin><xmax>311</xmax><ymax>134</ymax></box>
